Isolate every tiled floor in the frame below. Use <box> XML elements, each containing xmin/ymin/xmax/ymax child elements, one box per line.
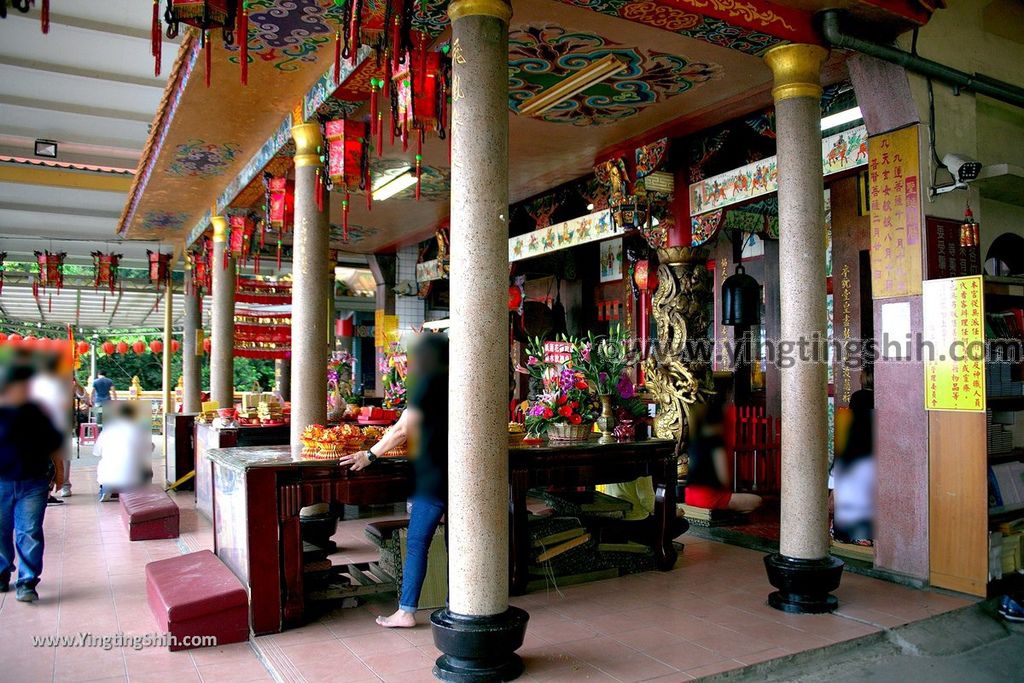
<box><xmin>2</xmin><ymin>457</ymin><xmax>972</xmax><ymax>683</ymax></box>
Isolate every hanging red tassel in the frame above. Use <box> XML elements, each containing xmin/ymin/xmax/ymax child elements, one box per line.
<box><xmin>343</xmin><ymin>192</ymin><xmax>350</xmax><ymax>242</ymax></box>
<box><xmin>415</xmin><ymin>131</ymin><xmax>423</xmax><ymax>200</ymax></box>
<box><xmin>223</xmin><ymin>243</ymin><xmax>229</xmax><ymax>270</ymax></box>
<box><xmin>276</xmin><ymin>239</ymin><xmax>282</xmax><ymax>270</ymax></box>
<box><xmin>41</xmin><ymin>0</ymin><xmax>49</xmax><ymax>34</ymax></box>
<box><xmin>254</xmin><ymin>251</ymin><xmax>260</xmax><ymax>275</ymax></box>
<box><xmin>48</xmin><ymin>295</ymin><xmax>52</xmax><ymax>313</ymax></box>
<box><xmin>348</xmin><ymin>0</ymin><xmax>359</xmax><ymax>66</ymax></box>
<box><xmin>369</xmin><ymin>80</ymin><xmax>379</xmax><ymax>139</ymax></box>
<box><xmin>102</xmin><ymin>295</ymin><xmax>106</xmax><ymax>313</ymax></box>
<box><xmin>152</xmin><ymin>0</ymin><xmax>162</xmax><ymax>76</ymax></box>
<box><xmin>334</xmin><ymin>30</ymin><xmax>342</xmax><ymax>85</ymax></box>
<box><xmin>204</xmin><ymin>31</ymin><xmax>212</xmax><ymax>88</ymax></box>
<box><xmin>239</xmin><ymin>4</ymin><xmax>249</xmax><ymax>85</ymax></box>
<box><xmin>316</xmin><ymin>169</ymin><xmax>324</xmax><ymax>212</ymax></box>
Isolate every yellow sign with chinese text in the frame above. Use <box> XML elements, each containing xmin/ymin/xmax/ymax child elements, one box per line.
<box><xmin>869</xmin><ymin>125</ymin><xmax>923</xmax><ymax>299</ymax></box>
<box><xmin>374</xmin><ymin>310</ymin><xmax>399</xmax><ymax>347</ymax></box>
<box><xmin>923</xmin><ymin>275</ymin><xmax>986</xmax><ymax>412</ymax></box>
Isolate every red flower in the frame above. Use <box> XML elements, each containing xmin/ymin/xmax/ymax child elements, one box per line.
<box><xmin>569</xmin><ymin>414</ymin><xmax>583</xmax><ymax>425</ymax></box>
<box><xmin>558</xmin><ymin>405</ymin><xmax>573</xmax><ymax>418</ymax></box>
<box><xmin>557</xmin><ymin>395</ymin><xmax>568</xmax><ymax>406</ymax></box>
<box><xmin>571</xmin><ymin>401</ymin><xmax>579</xmax><ymax>409</ymax></box>
<box><xmin>575</xmin><ymin>381</ymin><xmax>588</xmax><ymax>390</ymax></box>
<box><xmin>542</xmin><ymin>408</ymin><xmax>554</xmax><ymax>419</ymax></box>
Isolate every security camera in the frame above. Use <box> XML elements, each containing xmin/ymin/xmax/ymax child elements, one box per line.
<box><xmin>942</xmin><ymin>153</ymin><xmax>983</xmax><ymax>183</ymax></box>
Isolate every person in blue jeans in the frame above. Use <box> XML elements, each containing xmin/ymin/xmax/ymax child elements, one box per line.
<box><xmin>340</xmin><ymin>334</ymin><xmax>449</xmax><ymax>628</ymax></box>
<box><xmin>0</xmin><ymin>361</ymin><xmax>65</xmax><ymax>603</ymax></box>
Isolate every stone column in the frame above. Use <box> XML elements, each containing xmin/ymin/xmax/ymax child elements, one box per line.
<box><xmin>275</xmin><ymin>359</ymin><xmax>291</xmax><ymax>401</ymax></box>
<box><xmin>182</xmin><ymin>255</ymin><xmax>202</xmax><ymax>414</ymax></box>
<box><xmin>762</xmin><ymin>44</ymin><xmax>844</xmax><ymax>613</ymax></box>
<box><xmin>430</xmin><ymin>0</ymin><xmax>528</xmax><ymax>680</ymax></box>
<box><xmin>162</xmin><ymin>277</ymin><xmax>174</xmax><ymax>415</ymax></box>
<box><xmin>288</xmin><ymin>122</ymin><xmax>330</xmax><ymax>454</ymax></box>
<box><xmin>210</xmin><ymin>216</ymin><xmax>236</xmax><ymax>409</ymax></box>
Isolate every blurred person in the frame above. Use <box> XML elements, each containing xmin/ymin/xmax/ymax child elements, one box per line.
<box><xmin>339</xmin><ymin>333</ymin><xmax>449</xmax><ymax>628</ymax></box>
<box><xmin>0</xmin><ymin>361</ymin><xmax>65</xmax><ymax>603</ymax></box>
<box><xmin>94</xmin><ymin>403</ymin><xmax>153</xmax><ymax>501</ymax></box>
<box><xmin>91</xmin><ymin>371</ymin><xmax>116</xmax><ymax>408</ymax></box>
<box><xmin>599</xmin><ymin>476</ymin><xmax>689</xmax><ymax>545</ymax></box>
<box><xmin>684</xmin><ymin>401</ymin><xmax>762</xmax><ymax>513</ymax></box>
<box><xmin>31</xmin><ymin>354</ymin><xmax>72</xmax><ymax>499</ymax></box>
<box><xmin>833</xmin><ymin>371</ymin><xmax>875</xmax><ymax>545</ymax></box>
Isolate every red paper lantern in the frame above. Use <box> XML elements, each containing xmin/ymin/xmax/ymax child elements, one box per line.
<box><xmin>91</xmin><ymin>251</ymin><xmax>122</xmax><ymax>293</ymax></box>
<box><xmin>150</xmin><ymin>340</ymin><xmax>164</xmax><ymax>354</ymax></box>
<box><xmin>171</xmin><ymin>339</ymin><xmax>181</xmax><ymax>353</ymax></box>
<box><xmin>325</xmin><ymin>119</ymin><xmax>370</xmax><ymax>240</ymax></box>
<box><xmin>267</xmin><ymin>177</ymin><xmax>294</xmax><ymax>232</ymax></box>
<box><xmin>0</xmin><ymin>333</ymin><xmax>6</xmax><ymax>344</ymax></box>
<box><xmin>132</xmin><ymin>341</ymin><xmax>146</xmax><ymax>354</ymax></box>
<box><xmin>76</xmin><ymin>341</ymin><xmax>91</xmax><ymax>356</ymax></box>
<box><xmin>203</xmin><ymin>337</ymin><xmax>212</xmax><ymax>354</ymax></box>
<box><xmin>392</xmin><ymin>44</ymin><xmax>448</xmax><ymax>199</ymax></box>
<box><xmin>23</xmin><ymin>336</ymin><xmax>36</xmax><ymax>348</ymax></box>
<box><xmin>508</xmin><ymin>285</ymin><xmax>523</xmax><ymax>312</ymax></box>
<box><xmin>161</xmin><ymin>1</ymin><xmax>240</xmax><ymax>86</ymax></box>
<box><xmin>8</xmin><ymin>334</ymin><xmax>22</xmax><ymax>345</ymax></box>
<box><xmin>147</xmin><ymin>250</ymin><xmax>172</xmax><ymax>291</ymax></box>
<box><xmin>102</xmin><ymin>341</ymin><xmax>115</xmax><ymax>355</ymax></box>
<box><xmin>633</xmin><ymin>260</ymin><xmax>650</xmax><ymax>291</ymax></box>
<box><xmin>116</xmin><ymin>341</ymin><xmax>129</xmax><ymax>355</ymax></box>
<box><xmin>34</xmin><ymin>250</ymin><xmax>66</xmax><ymax>293</ymax></box>
<box><xmin>228</xmin><ymin>214</ymin><xmax>256</xmax><ymax>266</ymax></box>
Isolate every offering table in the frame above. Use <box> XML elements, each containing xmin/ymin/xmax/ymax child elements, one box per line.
<box><xmin>207</xmin><ymin>438</ymin><xmax>677</xmax><ymax>633</ymax></box>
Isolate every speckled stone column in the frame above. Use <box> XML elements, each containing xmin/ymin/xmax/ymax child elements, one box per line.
<box><xmin>430</xmin><ymin>0</ymin><xmax>528</xmax><ymax>679</ymax></box>
<box><xmin>210</xmin><ymin>216</ymin><xmax>236</xmax><ymax>409</ymax></box>
<box><xmin>763</xmin><ymin>44</ymin><xmax>844</xmax><ymax>614</ymax></box>
<box><xmin>289</xmin><ymin>122</ymin><xmax>330</xmax><ymax>456</ymax></box>
<box><xmin>182</xmin><ymin>257</ymin><xmax>202</xmax><ymax>414</ymax></box>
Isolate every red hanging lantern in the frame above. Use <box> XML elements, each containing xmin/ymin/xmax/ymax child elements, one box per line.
<box><xmin>8</xmin><ymin>334</ymin><xmax>22</xmax><ymax>346</ymax></box>
<box><xmin>162</xmin><ymin>1</ymin><xmax>239</xmax><ymax>86</ymax></box>
<box><xmin>147</xmin><ymin>250</ymin><xmax>172</xmax><ymax>289</ymax></box>
<box><xmin>171</xmin><ymin>339</ymin><xmax>181</xmax><ymax>353</ymax></box>
<box><xmin>228</xmin><ymin>214</ymin><xmax>256</xmax><ymax>266</ymax></box>
<box><xmin>91</xmin><ymin>251</ymin><xmax>123</xmax><ymax>293</ymax></box>
<box><xmin>24</xmin><ymin>336</ymin><xmax>37</xmax><ymax>349</ymax></box>
<box><xmin>0</xmin><ymin>333</ymin><xmax>6</xmax><ymax>344</ymax></box>
<box><xmin>391</xmin><ymin>42</ymin><xmax>449</xmax><ymax>199</ymax></box>
<box><xmin>116</xmin><ymin>341</ymin><xmax>129</xmax><ymax>355</ymax></box>
<box><xmin>102</xmin><ymin>341</ymin><xmax>116</xmax><ymax>355</ymax></box>
<box><xmin>150</xmin><ymin>340</ymin><xmax>164</xmax><ymax>354</ymax></box>
<box><xmin>203</xmin><ymin>336</ymin><xmax>212</xmax><ymax>354</ymax></box>
<box><xmin>34</xmin><ymin>250</ymin><xmax>66</xmax><ymax>293</ymax></box>
<box><xmin>267</xmin><ymin>177</ymin><xmax>295</xmax><ymax>233</ymax></box>
<box><xmin>76</xmin><ymin>341</ymin><xmax>91</xmax><ymax>356</ymax></box>
<box><xmin>325</xmin><ymin>119</ymin><xmax>370</xmax><ymax>239</ymax></box>
<box><xmin>132</xmin><ymin>341</ymin><xmax>147</xmax><ymax>354</ymax></box>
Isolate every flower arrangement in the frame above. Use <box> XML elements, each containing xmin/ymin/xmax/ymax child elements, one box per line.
<box><xmin>571</xmin><ymin>327</ymin><xmax>638</xmax><ymax>396</ymax></box>
<box><xmin>378</xmin><ymin>343</ymin><xmax>408</xmax><ymax>409</ymax></box>
<box><xmin>524</xmin><ymin>367</ymin><xmax>599</xmax><ymax>438</ymax></box>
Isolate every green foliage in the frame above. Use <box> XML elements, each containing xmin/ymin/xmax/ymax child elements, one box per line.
<box><xmin>76</xmin><ymin>348</ymin><xmax>275</xmax><ymax>393</ymax></box>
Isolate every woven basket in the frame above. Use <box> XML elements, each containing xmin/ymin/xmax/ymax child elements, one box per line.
<box><xmin>547</xmin><ymin>422</ymin><xmax>595</xmax><ymax>442</ymax></box>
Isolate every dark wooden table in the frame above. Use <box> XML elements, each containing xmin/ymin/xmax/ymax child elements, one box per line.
<box><xmin>508</xmin><ymin>438</ymin><xmax>678</xmax><ymax>594</ymax></box>
<box><xmin>164</xmin><ymin>413</ymin><xmax>197</xmax><ymax>490</ymax></box>
<box><xmin>206</xmin><ymin>438</ymin><xmax>676</xmax><ymax>633</ymax></box>
<box><xmin>205</xmin><ymin>446</ymin><xmax>412</xmax><ymax>635</ymax></box>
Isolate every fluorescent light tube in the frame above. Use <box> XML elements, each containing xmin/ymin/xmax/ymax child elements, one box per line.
<box><xmin>372</xmin><ymin>170</ymin><xmax>417</xmax><ymax>201</ymax></box>
<box><xmin>821</xmin><ymin>106</ymin><xmax>862</xmax><ymax>131</ymax></box>
<box><xmin>518</xmin><ymin>54</ymin><xmax>627</xmax><ymax>117</ymax></box>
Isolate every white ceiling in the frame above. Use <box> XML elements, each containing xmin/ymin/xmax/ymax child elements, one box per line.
<box><xmin>0</xmin><ymin>2</ymin><xmax>181</xmax><ymax>329</ymax></box>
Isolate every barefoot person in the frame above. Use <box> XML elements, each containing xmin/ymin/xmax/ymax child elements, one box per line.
<box><xmin>339</xmin><ymin>334</ymin><xmax>449</xmax><ymax>628</ymax></box>
<box><xmin>0</xmin><ymin>361</ymin><xmax>65</xmax><ymax>603</ymax></box>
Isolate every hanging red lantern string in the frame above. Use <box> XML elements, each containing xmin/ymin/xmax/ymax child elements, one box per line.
<box><xmin>163</xmin><ymin>1</ymin><xmax>237</xmax><ymax>86</ymax></box>
<box><xmin>152</xmin><ymin>0</ymin><xmax>162</xmax><ymax>76</ymax></box>
<box><xmin>228</xmin><ymin>214</ymin><xmax>256</xmax><ymax>267</ymax></box>
<box><xmin>238</xmin><ymin>1</ymin><xmax>249</xmax><ymax>85</ymax></box>
<box><xmin>35</xmin><ymin>250</ymin><xmax>66</xmax><ymax>295</ymax></box>
<box><xmin>268</xmin><ymin>176</ymin><xmax>295</xmax><ymax>234</ymax></box>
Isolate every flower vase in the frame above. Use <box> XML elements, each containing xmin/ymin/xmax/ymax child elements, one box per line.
<box><xmin>597</xmin><ymin>394</ymin><xmax>616</xmax><ymax>444</ymax></box>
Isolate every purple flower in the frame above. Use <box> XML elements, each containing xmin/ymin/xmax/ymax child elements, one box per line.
<box><xmin>527</xmin><ymin>404</ymin><xmax>546</xmax><ymax>417</ymax></box>
<box><xmin>617</xmin><ymin>372</ymin><xmax>635</xmax><ymax>399</ymax></box>
<box><xmin>581</xmin><ymin>343</ymin><xmax>591</xmax><ymax>362</ymax></box>
<box><xmin>527</xmin><ymin>355</ymin><xmax>539</xmax><ymax>366</ymax></box>
<box><xmin>599</xmin><ymin>371</ymin><xmax>609</xmax><ymax>386</ymax></box>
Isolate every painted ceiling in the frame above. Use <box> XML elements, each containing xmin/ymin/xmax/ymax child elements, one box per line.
<box><xmin>120</xmin><ymin>0</ymin><xmax>936</xmax><ymax>257</ymax></box>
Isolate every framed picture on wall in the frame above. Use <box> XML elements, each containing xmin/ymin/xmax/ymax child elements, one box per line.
<box><xmin>600</xmin><ymin>238</ymin><xmax>623</xmax><ymax>283</ymax></box>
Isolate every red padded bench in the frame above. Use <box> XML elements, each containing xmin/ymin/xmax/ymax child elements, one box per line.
<box><xmin>119</xmin><ymin>486</ymin><xmax>180</xmax><ymax>541</ymax></box>
<box><xmin>146</xmin><ymin>550</ymin><xmax>248</xmax><ymax>651</ymax></box>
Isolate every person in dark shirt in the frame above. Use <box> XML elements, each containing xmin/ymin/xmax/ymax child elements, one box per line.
<box><xmin>340</xmin><ymin>333</ymin><xmax>448</xmax><ymax>628</ymax></box>
<box><xmin>0</xmin><ymin>362</ymin><xmax>65</xmax><ymax>603</ymax></box>
<box><xmin>91</xmin><ymin>371</ymin><xmax>116</xmax><ymax>406</ymax></box>
<box><xmin>684</xmin><ymin>401</ymin><xmax>762</xmax><ymax>513</ymax></box>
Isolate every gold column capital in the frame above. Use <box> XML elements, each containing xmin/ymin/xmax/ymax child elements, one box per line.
<box><xmin>449</xmin><ymin>0</ymin><xmax>512</xmax><ymax>23</ymax></box>
<box><xmin>763</xmin><ymin>44</ymin><xmax>828</xmax><ymax>103</ymax></box>
<box><xmin>211</xmin><ymin>215</ymin><xmax>228</xmax><ymax>243</ymax></box>
<box><xmin>291</xmin><ymin>122</ymin><xmax>323</xmax><ymax>168</ymax></box>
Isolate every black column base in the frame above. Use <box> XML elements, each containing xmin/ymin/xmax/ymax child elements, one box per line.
<box><xmin>764</xmin><ymin>553</ymin><xmax>844</xmax><ymax>614</ymax></box>
<box><xmin>430</xmin><ymin>607</ymin><xmax>530</xmax><ymax>682</ymax></box>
